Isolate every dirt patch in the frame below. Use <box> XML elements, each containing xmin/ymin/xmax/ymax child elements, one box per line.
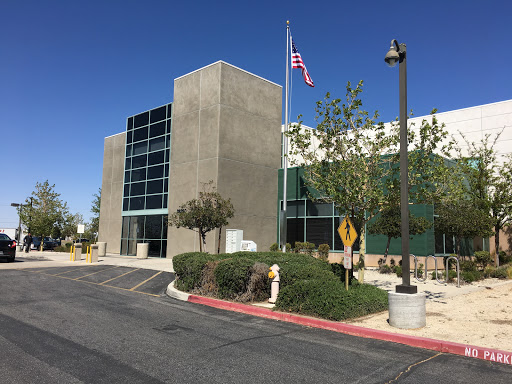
<box><xmin>350</xmin><ymin>269</ymin><xmax>512</xmax><ymax>352</ymax></box>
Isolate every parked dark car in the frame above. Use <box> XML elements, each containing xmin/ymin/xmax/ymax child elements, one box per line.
<box><xmin>74</xmin><ymin>238</ymin><xmax>90</xmax><ymax>243</ymax></box>
<box><xmin>31</xmin><ymin>237</ymin><xmax>58</xmax><ymax>250</ymax></box>
<box><xmin>0</xmin><ymin>233</ymin><xmax>16</xmax><ymax>262</ymax></box>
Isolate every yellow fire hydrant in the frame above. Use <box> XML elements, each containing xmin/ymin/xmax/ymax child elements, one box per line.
<box><xmin>268</xmin><ymin>264</ymin><xmax>280</xmax><ymax>304</ymax></box>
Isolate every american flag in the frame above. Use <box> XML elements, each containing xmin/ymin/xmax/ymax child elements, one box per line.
<box><xmin>291</xmin><ymin>38</ymin><xmax>314</xmax><ymax>87</ymax></box>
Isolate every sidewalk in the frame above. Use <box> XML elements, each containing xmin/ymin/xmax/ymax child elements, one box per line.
<box><xmin>4</xmin><ymin>250</ymin><xmax>173</xmax><ymax>272</ymax></box>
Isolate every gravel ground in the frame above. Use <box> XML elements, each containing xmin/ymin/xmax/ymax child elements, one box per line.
<box><xmin>349</xmin><ymin>268</ymin><xmax>512</xmax><ymax>352</ymax></box>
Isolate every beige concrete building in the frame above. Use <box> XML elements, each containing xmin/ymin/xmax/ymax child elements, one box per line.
<box><xmin>99</xmin><ymin>59</ymin><xmax>511</xmax><ymax>259</ymax></box>
<box><xmin>99</xmin><ymin>61</ymin><xmax>282</xmax><ymax>258</ymax></box>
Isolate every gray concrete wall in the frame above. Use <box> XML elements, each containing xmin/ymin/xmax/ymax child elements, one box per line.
<box><xmin>98</xmin><ymin>132</ymin><xmax>125</xmax><ymax>254</ymax></box>
<box><xmin>167</xmin><ymin>61</ymin><xmax>282</xmax><ymax>257</ymax></box>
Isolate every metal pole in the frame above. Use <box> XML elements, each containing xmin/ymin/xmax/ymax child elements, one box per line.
<box><xmin>281</xmin><ymin>21</ymin><xmax>290</xmax><ymax>252</ymax></box>
<box><xmin>397</xmin><ymin>43</ymin><xmax>416</xmax><ymax>294</ymax></box>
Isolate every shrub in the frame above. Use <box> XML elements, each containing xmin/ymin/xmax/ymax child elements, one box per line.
<box><xmin>461</xmin><ymin>270</ymin><xmax>482</xmax><ymax>283</ymax></box>
<box><xmin>417</xmin><ymin>263</ymin><xmax>424</xmax><ymax>278</ymax></box>
<box><xmin>434</xmin><ymin>269</ymin><xmax>457</xmax><ymax>281</ymax></box>
<box><xmin>494</xmin><ymin>266</ymin><xmax>509</xmax><ymax>279</ymax></box>
<box><xmin>331</xmin><ymin>263</ymin><xmax>358</xmax><ymax>284</ymax></box>
<box><xmin>286</xmin><ymin>243</ymin><xmax>292</xmax><ymax>252</ymax></box>
<box><xmin>214</xmin><ymin>257</ymin><xmax>254</xmax><ymax>300</ymax></box>
<box><xmin>394</xmin><ymin>265</ymin><xmax>402</xmax><ymax>278</ymax></box>
<box><xmin>460</xmin><ymin>260</ymin><xmax>478</xmax><ymax>272</ymax></box>
<box><xmin>445</xmin><ymin>255</ymin><xmax>458</xmax><ymax>270</ymax></box>
<box><xmin>499</xmin><ymin>251</ymin><xmax>512</xmax><ymax>265</ymax></box>
<box><xmin>317</xmin><ymin>244</ymin><xmax>330</xmax><ymax>261</ymax></box>
<box><xmin>173</xmin><ymin>252</ymin><xmax>220</xmax><ymax>291</ymax></box>
<box><xmin>483</xmin><ymin>265</ymin><xmax>496</xmax><ymax>278</ymax></box>
<box><xmin>507</xmin><ymin>266</ymin><xmax>512</xmax><ymax>279</ymax></box>
<box><xmin>237</xmin><ymin>262</ymin><xmax>271</xmax><ymax>302</ymax></box>
<box><xmin>379</xmin><ymin>264</ymin><xmax>392</xmax><ymax>274</ymax></box>
<box><xmin>275</xmin><ymin>279</ymin><xmax>388</xmax><ymax>321</ymax></box>
<box><xmin>269</xmin><ymin>243</ymin><xmax>279</xmax><ymax>252</ymax></box>
<box><xmin>294</xmin><ymin>241</ymin><xmax>316</xmax><ymax>256</ymax></box>
<box><xmin>474</xmin><ymin>251</ymin><xmax>492</xmax><ymax>269</ymax></box>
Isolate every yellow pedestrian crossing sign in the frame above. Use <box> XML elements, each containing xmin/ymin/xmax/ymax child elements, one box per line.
<box><xmin>338</xmin><ymin>215</ymin><xmax>358</xmax><ymax>248</ymax></box>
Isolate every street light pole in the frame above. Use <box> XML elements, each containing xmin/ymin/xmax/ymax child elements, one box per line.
<box><xmin>385</xmin><ymin>40</ymin><xmax>417</xmax><ymax>294</ymax></box>
<box><xmin>10</xmin><ymin>203</ymin><xmax>22</xmax><ymax>244</ymax></box>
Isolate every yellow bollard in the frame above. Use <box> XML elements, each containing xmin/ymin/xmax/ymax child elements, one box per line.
<box><xmin>70</xmin><ymin>245</ymin><xmax>73</xmax><ymax>261</ymax></box>
<box><xmin>87</xmin><ymin>246</ymin><xmax>91</xmax><ymax>263</ymax></box>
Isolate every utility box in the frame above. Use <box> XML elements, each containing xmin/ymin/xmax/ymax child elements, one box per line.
<box><xmin>240</xmin><ymin>240</ymin><xmax>257</xmax><ymax>252</ymax></box>
<box><xmin>226</xmin><ymin>229</ymin><xmax>243</xmax><ymax>253</ymax></box>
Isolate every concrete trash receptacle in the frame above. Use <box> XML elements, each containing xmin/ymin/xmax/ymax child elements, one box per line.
<box><xmin>73</xmin><ymin>243</ymin><xmax>82</xmax><ymax>261</ymax></box>
<box><xmin>97</xmin><ymin>242</ymin><xmax>107</xmax><ymax>257</ymax></box>
<box><xmin>388</xmin><ymin>292</ymin><xmax>426</xmax><ymax>329</ymax></box>
<box><xmin>136</xmin><ymin>243</ymin><xmax>149</xmax><ymax>259</ymax></box>
<box><xmin>90</xmin><ymin>244</ymin><xmax>99</xmax><ymax>263</ymax></box>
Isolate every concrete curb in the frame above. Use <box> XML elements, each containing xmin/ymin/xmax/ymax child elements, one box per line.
<box><xmin>167</xmin><ymin>285</ymin><xmax>512</xmax><ymax>366</ymax></box>
<box><xmin>166</xmin><ymin>280</ymin><xmax>190</xmax><ymax>302</ymax></box>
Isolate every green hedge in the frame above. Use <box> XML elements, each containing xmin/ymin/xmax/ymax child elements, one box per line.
<box><xmin>173</xmin><ymin>251</ymin><xmax>389</xmax><ymax>320</ymax></box>
<box><xmin>275</xmin><ymin>279</ymin><xmax>388</xmax><ymax>321</ymax></box>
<box><xmin>173</xmin><ymin>252</ymin><xmax>222</xmax><ymax>291</ymax></box>
<box><xmin>214</xmin><ymin>257</ymin><xmax>254</xmax><ymax>299</ymax></box>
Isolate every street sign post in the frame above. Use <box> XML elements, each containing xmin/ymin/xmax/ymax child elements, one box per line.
<box><xmin>338</xmin><ymin>216</ymin><xmax>358</xmax><ymax>291</ymax></box>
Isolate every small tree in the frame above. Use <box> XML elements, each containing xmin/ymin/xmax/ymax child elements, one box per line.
<box><xmin>89</xmin><ymin>188</ymin><xmax>101</xmax><ymax>241</ymax></box>
<box><xmin>455</xmin><ymin>131</ymin><xmax>512</xmax><ymax>266</ymax></box>
<box><xmin>169</xmin><ymin>181</ymin><xmax>234</xmax><ymax>252</ymax></box>
<box><xmin>20</xmin><ymin>181</ymin><xmax>69</xmax><ymax>247</ymax></box>
<box><xmin>287</xmin><ymin>81</ymin><xmax>452</xmax><ymax>279</ymax></box>
<box><xmin>434</xmin><ymin>199</ymin><xmax>494</xmax><ymax>258</ymax></box>
<box><xmin>368</xmin><ymin>206</ymin><xmax>432</xmax><ymax>259</ymax></box>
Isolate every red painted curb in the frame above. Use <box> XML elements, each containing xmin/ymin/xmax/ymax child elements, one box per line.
<box><xmin>188</xmin><ymin>294</ymin><xmax>512</xmax><ymax>366</ymax></box>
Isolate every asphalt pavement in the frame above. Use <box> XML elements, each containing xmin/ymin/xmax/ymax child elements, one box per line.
<box><xmin>1</xmin><ymin>267</ymin><xmax>511</xmax><ymax>383</ymax></box>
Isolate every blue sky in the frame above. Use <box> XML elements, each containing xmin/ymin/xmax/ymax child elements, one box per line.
<box><xmin>0</xmin><ymin>0</ymin><xmax>510</xmax><ymax>229</ymax></box>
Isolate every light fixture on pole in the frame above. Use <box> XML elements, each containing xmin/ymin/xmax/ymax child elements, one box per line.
<box><xmin>385</xmin><ymin>39</ymin><xmax>417</xmax><ymax>294</ymax></box>
<box><xmin>10</xmin><ymin>203</ymin><xmax>23</xmax><ymax>244</ymax></box>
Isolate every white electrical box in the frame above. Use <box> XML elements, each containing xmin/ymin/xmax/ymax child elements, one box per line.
<box><xmin>226</xmin><ymin>229</ymin><xmax>243</xmax><ymax>253</ymax></box>
<box><xmin>240</xmin><ymin>240</ymin><xmax>257</xmax><ymax>252</ymax></box>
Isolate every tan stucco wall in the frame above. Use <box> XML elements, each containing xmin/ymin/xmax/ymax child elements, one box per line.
<box><xmin>167</xmin><ymin>61</ymin><xmax>282</xmax><ymax>257</ymax></box>
<box><xmin>98</xmin><ymin>132</ymin><xmax>125</xmax><ymax>254</ymax></box>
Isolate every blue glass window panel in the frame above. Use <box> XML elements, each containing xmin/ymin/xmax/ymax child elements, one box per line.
<box><xmin>133</xmin><ymin>141</ymin><xmax>147</xmax><ymax>156</ymax></box>
<box><xmin>149</xmin><ymin>136</ymin><xmax>165</xmax><ymax>152</ymax></box>
<box><xmin>307</xmin><ymin>201</ymin><xmax>333</xmax><ymax>217</ymax></box>
<box><xmin>130</xmin><ymin>196</ymin><xmax>144</xmax><ymax>211</ymax></box>
<box><xmin>146</xmin><ymin>194</ymin><xmax>162</xmax><ymax>210</ymax></box>
<box><xmin>147</xmin><ymin>165</ymin><xmax>164</xmax><ymax>180</ymax></box>
<box><xmin>146</xmin><ymin>179</ymin><xmax>163</xmax><ymax>194</ymax></box>
<box><xmin>127</xmin><ymin>117</ymin><xmax>134</xmax><ymax>131</ymax></box>
<box><xmin>149</xmin><ymin>121</ymin><xmax>165</xmax><ymax>138</ymax></box>
<box><xmin>130</xmin><ymin>182</ymin><xmax>145</xmax><ymax>196</ymax></box>
<box><xmin>131</xmin><ymin>168</ymin><xmax>147</xmax><ymax>182</ymax></box>
<box><xmin>134</xmin><ymin>111</ymin><xmax>149</xmax><ymax>128</ymax></box>
<box><xmin>150</xmin><ymin>106</ymin><xmax>166</xmax><ymax>124</ymax></box>
<box><xmin>133</xmin><ymin>126</ymin><xmax>148</xmax><ymax>142</ymax></box>
<box><xmin>148</xmin><ymin>150</ymin><xmax>164</xmax><ymax>166</ymax></box>
<box><xmin>131</xmin><ymin>154</ymin><xmax>147</xmax><ymax>169</ymax></box>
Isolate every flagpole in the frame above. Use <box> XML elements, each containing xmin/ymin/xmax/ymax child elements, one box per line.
<box><xmin>281</xmin><ymin>21</ymin><xmax>290</xmax><ymax>252</ymax></box>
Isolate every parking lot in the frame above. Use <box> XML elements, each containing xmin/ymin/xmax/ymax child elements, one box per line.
<box><xmin>22</xmin><ymin>264</ymin><xmax>175</xmax><ymax>297</ymax></box>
